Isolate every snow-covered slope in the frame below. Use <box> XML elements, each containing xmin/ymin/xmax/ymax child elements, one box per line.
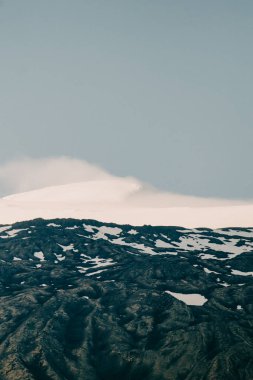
<box><xmin>0</xmin><ymin>178</ymin><xmax>252</xmax><ymax>227</ymax></box>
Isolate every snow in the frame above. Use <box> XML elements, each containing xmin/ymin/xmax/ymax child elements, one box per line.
<box><xmin>76</xmin><ymin>266</ymin><xmax>87</xmax><ymax>273</ymax></box>
<box><xmin>83</xmin><ymin>230</ymin><xmax>158</xmax><ymax>256</ymax></box>
<box><xmin>237</xmin><ymin>305</ymin><xmax>243</xmax><ymax>310</ymax></box>
<box><xmin>219</xmin><ymin>282</ymin><xmax>230</xmax><ymax>287</ymax></box>
<box><xmin>83</xmin><ymin>224</ymin><xmax>95</xmax><ymax>233</ymax></box>
<box><xmin>76</xmin><ymin>256</ymin><xmax>115</xmax><ymax>273</ymax></box>
<box><xmin>165</xmin><ymin>291</ymin><xmax>208</xmax><ymax>306</ymax></box>
<box><xmin>162</xmin><ymin>251</ymin><xmax>178</xmax><ymax>256</ymax></box>
<box><xmin>47</xmin><ymin>223</ymin><xmax>61</xmax><ymax>227</ymax></box>
<box><xmin>34</xmin><ymin>251</ymin><xmax>45</xmax><ymax>261</ymax></box>
<box><xmin>231</xmin><ymin>269</ymin><xmax>253</xmax><ymax>277</ymax></box>
<box><xmin>128</xmin><ymin>229</ymin><xmax>138</xmax><ymax>235</ymax></box>
<box><xmin>0</xmin><ymin>179</ymin><xmax>252</xmax><ymax>227</ymax></box>
<box><xmin>54</xmin><ymin>253</ymin><xmax>65</xmax><ymax>261</ymax></box>
<box><xmin>86</xmin><ymin>257</ymin><xmax>115</xmax><ymax>269</ymax></box>
<box><xmin>80</xmin><ymin>253</ymin><xmax>91</xmax><ymax>259</ymax></box>
<box><xmin>171</xmin><ymin>235</ymin><xmax>253</xmax><ymax>257</ymax></box>
<box><xmin>86</xmin><ymin>269</ymin><xmax>107</xmax><ymax>276</ymax></box>
<box><xmin>155</xmin><ymin>239</ymin><xmax>174</xmax><ymax>248</ymax></box>
<box><xmin>0</xmin><ymin>228</ymin><xmax>27</xmax><ymax>238</ymax></box>
<box><xmin>8</xmin><ymin>228</ymin><xmax>27</xmax><ymax>236</ymax></box>
<box><xmin>67</xmin><ymin>226</ymin><xmax>253</xmax><ymax>258</ymax></box>
<box><xmin>204</xmin><ymin>268</ymin><xmax>219</xmax><ymax>274</ymax></box>
<box><xmin>200</xmin><ymin>253</ymin><xmax>218</xmax><ymax>260</ymax></box>
<box><xmin>57</xmin><ymin>243</ymin><xmax>74</xmax><ymax>252</ymax></box>
<box><xmin>13</xmin><ymin>257</ymin><xmax>22</xmax><ymax>261</ymax></box>
<box><xmin>84</xmin><ymin>225</ymin><xmax>122</xmax><ymax>240</ymax></box>
<box><xmin>112</xmin><ymin>238</ymin><xmax>155</xmax><ymax>254</ymax></box>
<box><xmin>0</xmin><ymin>226</ymin><xmax>11</xmax><ymax>233</ymax></box>
<box><xmin>215</xmin><ymin>229</ymin><xmax>253</xmax><ymax>238</ymax></box>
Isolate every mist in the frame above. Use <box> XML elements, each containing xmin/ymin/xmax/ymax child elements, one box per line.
<box><xmin>0</xmin><ymin>157</ymin><xmax>112</xmax><ymax>197</ymax></box>
<box><xmin>0</xmin><ymin>156</ymin><xmax>247</xmax><ymax>207</ymax></box>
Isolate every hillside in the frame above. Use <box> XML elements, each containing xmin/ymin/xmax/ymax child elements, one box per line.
<box><xmin>0</xmin><ymin>218</ymin><xmax>252</xmax><ymax>379</ymax></box>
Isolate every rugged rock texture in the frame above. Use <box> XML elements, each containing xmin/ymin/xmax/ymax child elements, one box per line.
<box><xmin>0</xmin><ymin>219</ymin><xmax>253</xmax><ymax>380</ymax></box>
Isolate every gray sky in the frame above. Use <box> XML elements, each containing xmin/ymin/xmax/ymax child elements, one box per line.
<box><xmin>0</xmin><ymin>0</ymin><xmax>252</xmax><ymax>199</ymax></box>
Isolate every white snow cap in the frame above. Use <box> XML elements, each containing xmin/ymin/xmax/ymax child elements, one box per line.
<box><xmin>0</xmin><ymin>157</ymin><xmax>252</xmax><ymax>228</ymax></box>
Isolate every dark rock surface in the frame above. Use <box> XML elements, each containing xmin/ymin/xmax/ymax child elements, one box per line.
<box><xmin>0</xmin><ymin>218</ymin><xmax>253</xmax><ymax>380</ymax></box>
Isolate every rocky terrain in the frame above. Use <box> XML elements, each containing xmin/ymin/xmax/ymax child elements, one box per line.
<box><xmin>0</xmin><ymin>218</ymin><xmax>252</xmax><ymax>380</ymax></box>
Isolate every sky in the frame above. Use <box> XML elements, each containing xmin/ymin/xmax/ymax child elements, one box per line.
<box><xmin>0</xmin><ymin>0</ymin><xmax>252</xmax><ymax>199</ymax></box>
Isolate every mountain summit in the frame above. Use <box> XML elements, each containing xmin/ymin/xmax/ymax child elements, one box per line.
<box><xmin>0</xmin><ymin>179</ymin><xmax>252</xmax><ymax>227</ymax></box>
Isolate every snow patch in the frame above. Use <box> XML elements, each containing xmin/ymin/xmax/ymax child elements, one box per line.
<box><xmin>91</xmin><ymin>226</ymin><xmax>122</xmax><ymax>240</ymax></box>
<box><xmin>54</xmin><ymin>253</ymin><xmax>65</xmax><ymax>261</ymax></box>
<box><xmin>0</xmin><ymin>226</ymin><xmax>11</xmax><ymax>234</ymax></box>
<box><xmin>57</xmin><ymin>243</ymin><xmax>74</xmax><ymax>252</ymax></box>
<box><xmin>219</xmin><ymin>282</ymin><xmax>230</xmax><ymax>287</ymax></box>
<box><xmin>231</xmin><ymin>269</ymin><xmax>253</xmax><ymax>277</ymax></box>
<box><xmin>112</xmin><ymin>237</ymin><xmax>155</xmax><ymax>254</ymax></box>
<box><xmin>128</xmin><ymin>229</ymin><xmax>138</xmax><ymax>235</ymax></box>
<box><xmin>66</xmin><ymin>225</ymin><xmax>78</xmax><ymax>230</ymax></box>
<box><xmin>155</xmin><ymin>239</ymin><xmax>175</xmax><ymax>248</ymax></box>
<box><xmin>204</xmin><ymin>268</ymin><xmax>219</xmax><ymax>274</ymax></box>
<box><xmin>86</xmin><ymin>269</ymin><xmax>107</xmax><ymax>276</ymax></box>
<box><xmin>83</xmin><ymin>224</ymin><xmax>95</xmax><ymax>233</ymax></box>
<box><xmin>165</xmin><ymin>291</ymin><xmax>208</xmax><ymax>306</ymax></box>
<box><xmin>0</xmin><ymin>228</ymin><xmax>27</xmax><ymax>238</ymax></box>
<box><xmin>215</xmin><ymin>229</ymin><xmax>253</xmax><ymax>238</ymax></box>
<box><xmin>34</xmin><ymin>251</ymin><xmax>45</xmax><ymax>261</ymax></box>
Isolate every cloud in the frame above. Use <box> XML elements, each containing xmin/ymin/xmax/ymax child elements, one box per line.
<box><xmin>0</xmin><ymin>156</ymin><xmax>112</xmax><ymax>196</ymax></box>
<box><xmin>0</xmin><ymin>156</ymin><xmax>251</xmax><ymax>227</ymax></box>
<box><xmin>0</xmin><ymin>156</ymin><xmax>246</xmax><ymax>208</ymax></box>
